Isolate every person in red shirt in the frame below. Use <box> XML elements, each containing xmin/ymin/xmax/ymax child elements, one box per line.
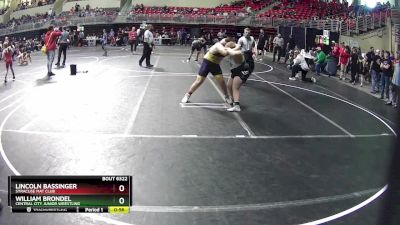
<box><xmin>338</xmin><ymin>42</ymin><xmax>345</xmax><ymax>55</ymax></box>
<box><xmin>44</xmin><ymin>26</ymin><xmax>62</xmax><ymax>77</ymax></box>
<box><xmin>2</xmin><ymin>42</ymin><xmax>15</xmax><ymax>83</ymax></box>
<box><xmin>129</xmin><ymin>26</ymin><xmax>138</xmax><ymax>53</ymax></box>
<box><xmin>331</xmin><ymin>42</ymin><xmax>340</xmax><ymax>59</ymax></box>
<box><xmin>338</xmin><ymin>46</ymin><xmax>351</xmax><ymax>80</ymax></box>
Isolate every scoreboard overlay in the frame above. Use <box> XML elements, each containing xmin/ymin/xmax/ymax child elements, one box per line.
<box><xmin>8</xmin><ymin>176</ymin><xmax>132</xmax><ymax>213</ymax></box>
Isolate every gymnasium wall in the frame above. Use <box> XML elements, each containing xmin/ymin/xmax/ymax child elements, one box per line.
<box><xmin>63</xmin><ymin>0</ymin><xmax>120</xmax><ymax>12</ymax></box>
<box><xmin>131</xmin><ymin>0</ymin><xmax>233</xmax><ymax>8</ymax></box>
<box><xmin>339</xmin><ymin>24</ymin><xmax>397</xmax><ymax>53</ymax></box>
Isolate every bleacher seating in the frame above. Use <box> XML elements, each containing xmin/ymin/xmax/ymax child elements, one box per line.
<box><xmin>258</xmin><ymin>0</ymin><xmax>391</xmax><ymax>21</ymax></box>
<box><xmin>245</xmin><ymin>0</ymin><xmax>273</xmax><ymax>11</ymax></box>
<box><xmin>128</xmin><ymin>0</ymin><xmax>276</xmax><ymax>16</ymax></box>
<box><xmin>129</xmin><ymin>5</ymin><xmax>248</xmax><ymax>16</ymax></box>
<box><xmin>16</xmin><ymin>0</ymin><xmax>56</xmax><ymax>11</ymax></box>
<box><xmin>258</xmin><ymin>0</ymin><xmax>351</xmax><ymax>20</ymax></box>
<box><xmin>0</xmin><ymin>6</ymin><xmax>9</xmax><ymax>15</ymax></box>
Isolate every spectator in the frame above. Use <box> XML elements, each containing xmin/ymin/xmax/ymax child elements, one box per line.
<box><xmin>338</xmin><ymin>46</ymin><xmax>351</xmax><ymax>80</ymax></box>
<box><xmin>272</xmin><ymin>33</ymin><xmax>284</xmax><ymax>63</ymax></box>
<box><xmin>350</xmin><ymin>47</ymin><xmax>360</xmax><ymax>84</ymax></box>
<box><xmin>365</xmin><ymin>46</ymin><xmax>375</xmax><ymax>82</ymax></box>
<box><xmin>315</xmin><ymin>46</ymin><xmax>327</xmax><ymax>76</ymax></box>
<box><xmin>44</xmin><ymin>26</ymin><xmax>62</xmax><ymax>77</ymax></box>
<box><xmin>256</xmin><ymin>29</ymin><xmax>267</xmax><ymax>58</ymax></box>
<box><xmin>217</xmin><ymin>29</ymin><xmax>224</xmax><ymax>40</ymax></box>
<box><xmin>360</xmin><ymin>53</ymin><xmax>369</xmax><ymax>87</ymax></box>
<box><xmin>129</xmin><ymin>27</ymin><xmax>138</xmax><ymax>53</ymax></box>
<box><xmin>370</xmin><ymin>49</ymin><xmax>382</xmax><ymax>94</ymax></box>
<box><xmin>180</xmin><ymin>29</ymin><xmax>187</xmax><ymax>46</ymax></box>
<box><xmin>78</xmin><ymin>30</ymin><xmax>85</xmax><ymax>47</ymax></box>
<box><xmin>284</xmin><ymin>34</ymin><xmax>296</xmax><ymax>64</ymax></box>
<box><xmin>380</xmin><ymin>51</ymin><xmax>392</xmax><ymax>100</ymax></box>
<box><xmin>387</xmin><ymin>51</ymin><xmax>399</xmax><ymax>108</ymax></box>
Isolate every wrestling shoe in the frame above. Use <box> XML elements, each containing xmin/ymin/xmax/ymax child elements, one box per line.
<box><xmin>311</xmin><ymin>77</ymin><xmax>316</xmax><ymax>83</ymax></box>
<box><xmin>225</xmin><ymin>97</ymin><xmax>233</xmax><ymax>105</ymax></box>
<box><xmin>181</xmin><ymin>93</ymin><xmax>191</xmax><ymax>103</ymax></box>
<box><xmin>227</xmin><ymin>105</ymin><xmax>241</xmax><ymax>112</ymax></box>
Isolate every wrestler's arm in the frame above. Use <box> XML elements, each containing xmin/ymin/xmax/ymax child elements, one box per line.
<box><xmin>233</xmin><ymin>39</ymin><xmax>242</xmax><ymax>51</ymax></box>
<box><xmin>215</xmin><ymin>44</ymin><xmax>229</xmax><ymax>56</ymax></box>
<box><xmin>226</xmin><ymin>48</ymin><xmax>242</xmax><ymax>56</ymax></box>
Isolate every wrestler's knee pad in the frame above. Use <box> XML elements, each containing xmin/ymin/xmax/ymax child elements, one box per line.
<box><xmin>214</xmin><ymin>74</ymin><xmax>224</xmax><ymax>82</ymax></box>
<box><xmin>196</xmin><ymin>75</ymin><xmax>206</xmax><ymax>82</ymax></box>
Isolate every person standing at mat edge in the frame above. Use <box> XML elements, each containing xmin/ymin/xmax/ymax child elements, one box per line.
<box><xmin>129</xmin><ymin>26</ymin><xmax>138</xmax><ymax>53</ymax></box>
<box><xmin>101</xmin><ymin>29</ymin><xmax>108</xmax><ymax>56</ymax></box>
<box><xmin>272</xmin><ymin>33</ymin><xmax>284</xmax><ymax>63</ymax></box>
<box><xmin>2</xmin><ymin>42</ymin><xmax>15</xmax><ymax>83</ymax></box>
<box><xmin>45</xmin><ymin>26</ymin><xmax>62</xmax><ymax>77</ymax></box>
<box><xmin>236</xmin><ymin>28</ymin><xmax>256</xmax><ymax>79</ymax></box>
<box><xmin>387</xmin><ymin>51</ymin><xmax>400</xmax><ymax>109</ymax></box>
<box><xmin>139</xmin><ymin>24</ymin><xmax>154</xmax><ymax>68</ymax></box>
<box><xmin>55</xmin><ymin>27</ymin><xmax>70</xmax><ymax>68</ymax></box>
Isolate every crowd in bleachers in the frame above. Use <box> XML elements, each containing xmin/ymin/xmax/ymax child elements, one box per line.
<box><xmin>259</xmin><ymin>0</ymin><xmax>351</xmax><ymax>20</ymax></box>
<box><xmin>17</xmin><ymin>0</ymin><xmax>55</xmax><ymax>11</ymax></box>
<box><xmin>62</xmin><ymin>3</ymin><xmax>118</xmax><ymax>17</ymax></box>
<box><xmin>348</xmin><ymin>1</ymin><xmax>392</xmax><ymax>18</ymax></box>
<box><xmin>0</xmin><ymin>12</ymin><xmax>51</xmax><ymax>29</ymax></box>
<box><xmin>0</xmin><ymin>3</ymin><xmax>118</xmax><ymax>31</ymax></box>
<box><xmin>258</xmin><ymin>0</ymin><xmax>391</xmax><ymax>21</ymax></box>
<box><xmin>129</xmin><ymin>1</ymin><xmax>250</xmax><ymax>17</ymax></box>
<box><xmin>0</xmin><ymin>6</ymin><xmax>9</xmax><ymax>15</ymax></box>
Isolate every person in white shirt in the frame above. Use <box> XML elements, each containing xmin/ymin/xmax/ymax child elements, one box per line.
<box><xmin>139</xmin><ymin>24</ymin><xmax>154</xmax><ymax>68</ymax></box>
<box><xmin>289</xmin><ymin>50</ymin><xmax>316</xmax><ymax>83</ymax></box>
<box><xmin>217</xmin><ymin>29</ymin><xmax>224</xmax><ymax>41</ymax></box>
<box><xmin>272</xmin><ymin>33</ymin><xmax>284</xmax><ymax>63</ymax></box>
<box><xmin>236</xmin><ymin>27</ymin><xmax>255</xmax><ymax>78</ymax></box>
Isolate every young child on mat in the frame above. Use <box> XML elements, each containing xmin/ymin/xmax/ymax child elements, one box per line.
<box><xmin>2</xmin><ymin>43</ymin><xmax>16</xmax><ymax>83</ymax></box>
<box><xmin>18</xmin><ymin>51</ymin><xmax>32</xmax><ymax>66</ymax></box>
